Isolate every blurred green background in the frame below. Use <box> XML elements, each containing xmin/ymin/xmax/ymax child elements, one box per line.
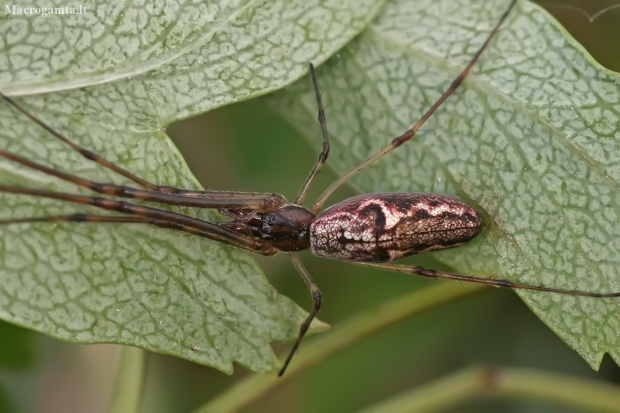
<box><xmin>1</xmin><ymin>2</ymin><xmax>620</xmax><ymax>412</ymax></box>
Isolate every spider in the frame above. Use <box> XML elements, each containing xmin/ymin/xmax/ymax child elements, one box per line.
<box><xmin>0</xmin><ymin>0</ymin><xmax>617</xmax><ymax>377</ymax></box>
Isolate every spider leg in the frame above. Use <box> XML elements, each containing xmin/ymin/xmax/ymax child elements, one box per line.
<box><xmin>0</xmin><ymin>215</ymin><xmax>152</xmax><ymax>225</ymax></box>
<box><xmin>312</xmin><ymin>0</ymin><xmax>518</xmax><ymax>211</ymax></box>
<box><xmin>295</xmin><ymin>63</ymin><xmax>330</xmax><ymax>208</ymax></box>
<box><xmin>0</xmin><ymin>185</ymin><xmax>280</xmax><ymax>256</ymax></box>
<box><xmin>0</xmin><ymin>92</ymin><xmax>287</xmax><ymax>211</ymax></box>
<box><xmin>0</xmin><ymin>148</ymin><xmax>287</xmax><ymax>211</ymax></box>
<box><xmin>1</xmin><ymin>91</ymin><xmax>159</xmax><ymax>190</ymax></box>
<box><xmin>361</xmin><ymin>262</ymin><xmax>620</xmax><ymax>298</ymax></box>
<box><xmin>279</xmin><ymin>253</ymin><xmax>323</xmax><ymax>376</ymax></box>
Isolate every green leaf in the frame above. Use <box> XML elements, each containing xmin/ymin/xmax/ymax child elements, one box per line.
<box><xmin>267</xmin><ymin>0</ymin><xmax>620</xmax><ymax>369</ymax></box>
<box><xmin>0</xmin><ymin>0</ymin><xmax>385</xmax><ymax>374</ymax></box>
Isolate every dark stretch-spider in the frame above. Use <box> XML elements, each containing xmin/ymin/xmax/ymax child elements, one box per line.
<box><xmin>1</xmin><ymin>0</ymin><xmax>618</xmax><ymax>377</ymax></box>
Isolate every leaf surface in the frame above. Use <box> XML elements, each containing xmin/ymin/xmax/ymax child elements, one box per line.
<box><xmin>268</xmin><ymin>0</ymin><xmax>620</xmax><ymax>368</ymax></box>
<box><xmin>0</xmin><ymin>0</ymin><xmax>384</xmax><ymax>373</ymax></box>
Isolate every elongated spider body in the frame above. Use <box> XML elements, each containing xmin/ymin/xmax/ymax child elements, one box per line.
<box><xmin>309</xmin><ymin>193</ymin><xmax>482</xmax><ymax>262</ymax></box>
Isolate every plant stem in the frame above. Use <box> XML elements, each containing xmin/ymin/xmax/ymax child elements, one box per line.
<box><xmin>108</xmin><ymin>346</ymin><xmax>145</xmax><ymax>413</ymax></box>
<box><xmin>196</xmin><ymin>282</ymin><xmax>485</xmax><ymax>413</ymax></box>
<box><xmin>359</xmin><ymin>364</ymin><xmax>620</xmax><ymax>412</ymax></box>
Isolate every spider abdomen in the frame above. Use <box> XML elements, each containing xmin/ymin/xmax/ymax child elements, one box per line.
<box><xmin>310</xmin><ymin>193</ymin><xmax>483</xmax><ymax>262</ymax></box>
